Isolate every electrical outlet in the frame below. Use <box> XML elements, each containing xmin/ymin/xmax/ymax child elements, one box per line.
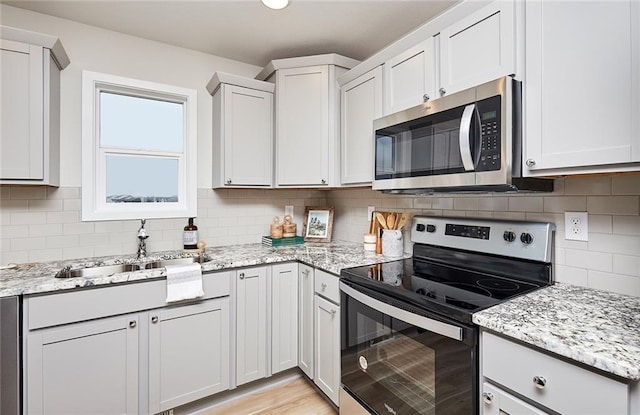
<box><xmin>565</xmin><ymin>212</ymin><xmax>588</xmax><ymax>241</ymax></box>
<box><xmin>367</xmin><ymin>206</ymin><xmax>375</xmax><ymax>221</ymax></box>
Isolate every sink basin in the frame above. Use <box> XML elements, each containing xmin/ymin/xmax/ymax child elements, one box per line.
<box><xmin>143</xmin><ymin>257</ymin><xmax>204</xmax><ymax>269</ymax></box>
<box><xmin>55</xmin><ymin>263</ymin><xmax>142</xmax><ymax>278</ymax></box>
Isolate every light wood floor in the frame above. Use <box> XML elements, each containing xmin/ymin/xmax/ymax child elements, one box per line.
<box><xmin>205</xmin><ymin>377</ymin><xmax>337</xmax><ymax>415</ymax></box>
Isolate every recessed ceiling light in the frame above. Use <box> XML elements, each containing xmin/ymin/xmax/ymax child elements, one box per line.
<box><xmin>261</xmin><ymin>0</ymin><xmax>289</xmax><ymax>10</ymax></box>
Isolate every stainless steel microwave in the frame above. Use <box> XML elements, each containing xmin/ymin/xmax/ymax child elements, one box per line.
<box><xmin>373</xmin><ymin>77</ymin><xmax>552</xmax><ymax>193</ymax></box>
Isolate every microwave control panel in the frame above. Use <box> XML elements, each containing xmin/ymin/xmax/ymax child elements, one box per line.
<box><xmin>476</xmin><ymin>96</ymin><xmax>501</xmax><ymax>172</ymax></box>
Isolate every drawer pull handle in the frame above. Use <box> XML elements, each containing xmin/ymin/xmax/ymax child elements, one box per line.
<box><xmin>129</xmin><ymin>320</ymin><xmax>137</xmax><ymax>329</ymax></box>
<box><xmin>151</xmin><ymin>316</ymin><xmax>158</xmax><ymax>324</ymax></box>
<box><xmin>533</xmin><ymin>375</ymin><xmax>547</xmax><ymax>389</ymax></box>
<box><xmin>482</xmin><ymin>392</ymin><xmax>494</xmax><ymax>404</ymax></box>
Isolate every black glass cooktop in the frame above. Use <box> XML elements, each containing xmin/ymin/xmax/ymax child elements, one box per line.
<box><xmin>340</xmin><ymin>248</ymin><xmax>550</xmax><ymax>324</ymax></box>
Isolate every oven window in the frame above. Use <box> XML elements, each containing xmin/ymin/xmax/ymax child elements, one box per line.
<box><xmin>341</xmin><ymin>290</ymin><xmax>475</xmax><ymax>415</ymax></box>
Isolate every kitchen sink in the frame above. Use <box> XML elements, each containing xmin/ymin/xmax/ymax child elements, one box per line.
<box><xmin>142</xmin><ymin>257</ymin><xmax>204</xmax><ymax>269</ymax></box>
<box><xmin>55</xmin><ymin>256</ymin><xmax>208</xmax><ymax>278</ymax></box>
<box><xmin>55</xmin><ymin>263</ymin><xmax>142</xmax><ymax>278</ymax></box>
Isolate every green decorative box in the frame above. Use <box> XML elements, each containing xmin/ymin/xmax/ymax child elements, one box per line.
<box><xmin>262</xmin><ymin>236</ymin><xmax>305</xmax><ymax>247</ymax></box>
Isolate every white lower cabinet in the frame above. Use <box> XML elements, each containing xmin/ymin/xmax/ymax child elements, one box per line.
<box><xmin>234</xmin><ymin>266</ymin><xmax>268</xmax><ymax>386</ymax></box>
<box><xmin>24</xmin><ymin>271</ymin><xmax>232</xmax><ymax>414</ymax></box>
<box><xmin>298</xmin><ymin>264</ymin><xmax>315</xmax><ymax>379</ymax></box>
<box><xmin>148</xmin><ymin>297</ymin><xmax>230</xmax><ymax>413</ymax></box>
<box><xmin>26</xmin><ymin>313</ymin><xmax>140</xmax><ymax>415</ymax></box>
<box><xmin>271</xmin><ymin>263</ymin><xmax>299</xmax><ymax>374</ymax></box>
<box><xmin>312</xmin><ymin>269</ymin><xmax>341</xmax><ymax>406</ymax></box>
<box><xmin>482</xmin><ymin>382</ymin><xmax>548</xmax><ymax>415</ymax></box>
<box><xmin>482</xmin><ymin>331</ymin><xmax>632</xmax><ymax>415</ymax></box>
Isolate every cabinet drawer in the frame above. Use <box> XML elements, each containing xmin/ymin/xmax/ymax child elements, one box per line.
<box><xmin>314</xmin><ymin>269</ymin><xmax>339</xmax><ymax>304</ymax></box>
<box><xmin>26</xmin><ymin>271</ymin><xmax>231</xmax><ymax>330</ymax></box>
<box><xmin>482</xmin><ymin>332</ymin><xmax>629</xmax><ymax>415</ymax></box>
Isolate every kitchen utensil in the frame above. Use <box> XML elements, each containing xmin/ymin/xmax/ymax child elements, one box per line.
<box><xmin>376</xmin><ymin>212</ymin><xmax>388</xmax><ymax>230</ymax></box>
<box><xmin>395</xmin><ymin>212</ymin><xmax>409</xmax><ymax>230</ymax></box>
<box><xmin>387</xmin><ymin>212</ymin><xmax>396</xmax><ymax>230</ymax></box>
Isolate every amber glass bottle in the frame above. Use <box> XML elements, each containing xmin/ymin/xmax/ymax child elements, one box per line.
<box><xmin>183</xmin><ymin>217</ymin><xmax>198</xmax><ymax>250</ymax></box>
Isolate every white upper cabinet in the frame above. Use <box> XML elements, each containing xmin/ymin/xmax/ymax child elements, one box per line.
<box><xmin>438</xmin><ymin>1</ymin><xmax>516</xmax><ymax>97</ymax></box>
<box><xmin>523</xmin><ymin>0</ymin><xmax>640</xmax><ymax>175</ymax></box>
<box><xmin>0</xmin><ymin>26</ymin><xmax>69</xmax><ymax>186</ymax></box>
<box><xmin>383</xmin><ymin>39</ymin><xmax>436</xmax><ymax>115</ymax></box>
<box><xmin>340</xmin><ymin>66</ymin><xmax>383</xmax><ymax>185</ymax></box>
<box><xmin>209</xmin><ymin>72</ymin><xmax>274</xmax><ymax>188</ymax></box>
<box><xmin>258</xmin><ymin>54</ymin><xmax>359</xmax><ymax>188</ymax></box>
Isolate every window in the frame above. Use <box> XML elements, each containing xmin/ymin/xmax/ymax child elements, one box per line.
<box><xmin>81</xmin><ymin>71</ymin><xmax>197</xmax><ymax>221</ymax></box>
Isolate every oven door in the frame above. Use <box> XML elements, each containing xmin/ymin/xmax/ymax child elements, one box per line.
<box><xmin>340</xmin><ymin>281</ymin><xmax>478</xmax><ymax>415</ymax></box>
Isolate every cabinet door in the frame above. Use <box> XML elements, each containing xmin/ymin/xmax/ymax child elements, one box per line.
<box><xmin>271</xmin><ymin>263</ymin><xmax>299</xmax><ymax>373</ymax></box>
<box><xmin>276</xmin><ymin>66</ymin><xmax>329</xmax><ymax>186</ymax></box>
<box><xmin>341</xmin><ymin>66</ymin><xmax>383</xmax><ymax>185</ymax></box>
<box><xmin>383</xmin><ymin>39</ymin><xmax>436</xmax><ymax>115</ymax></box>
<box><xmin>482</xmin><ymin>382</ymin><xmax>549</xmax><ymax>415</ymax></box>
<box><xmin>314</xmin><ymin>295</ymin><xmax>340</xmax><ymax>406</ymax></box>
<box><xmin>298</xmin><ymin>264</ymin><xmax>314</xmax><ymax>379</ymax></box>
<box><xmin>148</xmin><ymin>298</ymin><xmax>230</xmax><ymax>413</ymax></box>
<box><xmin>235</xmin><ymin>266</ymin><xmax>268</xmax><ymax>386</ymax></box>
<box><xmin>0</xmin><ymin>40</ymin><xmax>44</xmax><ymax>180</ymax></box>
<box><xmin>439</xmin><ymin>1</ymin><xmax>515</xmax><ymax>97</ymax></box>
<box><xmin>222</xmin><ymin>84</ymin><xmax>273</xmax><ymax>186</ymax></box>
<box><xmin>524</xmin><ymin>1</ymin><xmax>639</xmax><ymax>174</ymax></box>
<box><xmin>26</xmin><ymin>314</ymin><xmax>139</xmax><ymax>415</ymax></box>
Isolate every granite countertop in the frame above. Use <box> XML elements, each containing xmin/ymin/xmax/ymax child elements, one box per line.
<box><xmin>0</xmin><ymin>240</ymin><xmax>410</xmax><ymax>297</ymax></box>
<box><xmin>473</xmin><ymin>282</ymin><xmax>640</xmax><ymax>382</ymax></box>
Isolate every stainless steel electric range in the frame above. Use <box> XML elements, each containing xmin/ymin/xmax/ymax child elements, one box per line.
<box><xmin>339</xmin><ymin>216</ymin><xmax>555</xmax><ymax>415</ymax></box>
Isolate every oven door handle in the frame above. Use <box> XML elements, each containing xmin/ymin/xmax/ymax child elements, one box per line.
<box><xmin>340</xmin><ymin>282</ymin><xmax>463</xmax><ymax>342</ymax></box>
<box><xmin>459</xmin><ymin>104</ymin><xmax>476</xmax><ymax>172</ymax></box>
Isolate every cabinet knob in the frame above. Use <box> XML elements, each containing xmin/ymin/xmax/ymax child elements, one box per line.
<box><xmin>526</xmin><ymin>158</ymin><xmax>536</xmax><ymax>167</ymax></box>
<box><xmin>533</xmin><ymin>375</ymin><xmax>547</xmax><ymax>389</ymax></box>
<box><xmin>331</xmin><ymin>309</ymin><xmax>337</xmax><ymax>316</ymax></box>
<box><xmin>482</xmin><ymin>392</ymin><xmax>494</xmax><ymax>404</ymax></box>
<box><xmin>151</xmin><ymin>316</ymin><xmax>158</xmax><ymax>324</ymax></box>
<box><xmin>439</xmin><ymin>87</ymin><xmax>446</xmax><ymax>96</ymax></box>
<box><xmin>302</xmin><ymin>269</ymin><xmax>310</xmax><ymax>276</ymax></box>
<box><xmin>239</xmin><ymin>272</ymin><xmax>245</xmax><ymax>280</ymax></box>
<box><xmin>321</xmin><ymin>179</ymin><xmax>326</xmax><ymax>184</ymax></box>
<box><xmin>129</xmin><ymin>320</ymin><xmax>137</xmax><ymax>328</ymax></box>
<box><xmin>226</xmin><ymin>178</ymin><xmax>232</xmax><ymax>185</ymax></box>
<box><xmin>321</xmin><ymin>282</ymin><xmax>327</xmax><ymax>290</ymax></box>
<box><xmin>423</xmin><ymin>94</ymin><xmax>430</xmax><ymax>102</ymax></box>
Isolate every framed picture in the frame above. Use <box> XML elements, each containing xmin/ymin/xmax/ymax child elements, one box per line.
<box><xmin>302</xmin><ymin>206</ymin><xmax>334</xmax><ymax>243</ymax></box>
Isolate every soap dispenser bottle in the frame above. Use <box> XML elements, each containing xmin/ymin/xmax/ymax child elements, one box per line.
<box><xmin>183</xmin><ymin>218</ymin><xmax>198</xmax><ymax>250</ymax></box>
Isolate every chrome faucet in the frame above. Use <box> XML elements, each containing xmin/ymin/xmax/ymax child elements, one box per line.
<box><xmin>137</xmin><ymin>219</ymin><xmax>149</xmax><ymax>259</ymax></box>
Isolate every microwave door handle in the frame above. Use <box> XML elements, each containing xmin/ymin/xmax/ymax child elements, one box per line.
<box><xmin>459</xmin><ymin>104</ymin><xmax>476</xmax><ymax>171</ymax></box>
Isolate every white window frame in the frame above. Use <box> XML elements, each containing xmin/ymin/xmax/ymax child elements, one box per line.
<box><xmin>81</xmin><ymin>71</ymin><xmax>197</xmax><ymax>221</ymax></box>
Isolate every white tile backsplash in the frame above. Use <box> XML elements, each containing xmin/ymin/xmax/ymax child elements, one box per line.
<box><xmin>327</xmin><ymin>175</ymin><xmax>640</xmax><ymax>296</ymax></box>
<box><xmin>1</xmin><ymin>175</ymin><xmax>640</xmax><ymax>296</ymax></box>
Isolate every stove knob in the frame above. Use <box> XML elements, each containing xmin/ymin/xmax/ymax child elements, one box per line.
<box><xmin>503</xmin><ymin>231</ymin><xmax>516</xmax><ymax>242</ymax></box>
<box><xmin>520</xmin><ymin>232</ymin><xmax>534</xmax><ymax>245</ymax></box>
<box><xmin>416</xmin><ymin>224</ymin><xmax>426</xmax><ymax>232</ymax></box>
<box><xmin>426</xmin><ymin>224</ymin><xmax>436</xmax><ymax>233</ymax></box>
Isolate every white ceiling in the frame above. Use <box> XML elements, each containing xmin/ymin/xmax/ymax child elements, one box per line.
<box><xmin>1</xmin><ymin>0</ymin><xmax>457</xmax><ymax>67</ymax></box>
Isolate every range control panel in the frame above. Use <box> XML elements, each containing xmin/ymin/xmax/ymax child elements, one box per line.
<box><xmin>411</xmin><ymin>216</ymin><xmax>555</xmax><ymax>263</ymax></box>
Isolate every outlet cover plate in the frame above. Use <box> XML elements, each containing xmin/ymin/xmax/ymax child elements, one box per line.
<box><xmin>565</xmin><ymin>212</ymin><xmax>588</xmax><ymax>241</ymax></box>
<box><xmin>367</xmin><ymin>206</ymin><xmax>375</xmax><ymax>221</ymax></box>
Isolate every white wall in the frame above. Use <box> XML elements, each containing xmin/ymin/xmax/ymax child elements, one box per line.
<box><xmin>328</xmin><ymin>175</ymin><xmax>640</xmax><ymax>297</ymax></box>
<box><xmin>0</xmin><ymin>4</ymin><xmax>262</xmax><ymax>189</ymax></box>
